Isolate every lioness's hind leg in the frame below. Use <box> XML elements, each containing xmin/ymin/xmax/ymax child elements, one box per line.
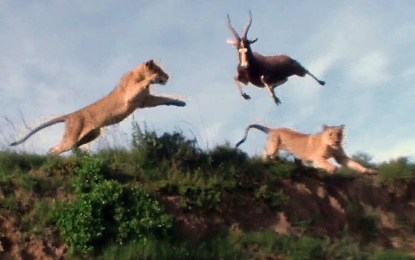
<box><xmin>263</xmin><ymin>133</ymin><xmax>280</xmax><ymax>161</ymax></box>
<box><xmin>49</xmin><ymin>139</ymin><xmax>79</xmax><ymax>155</ymax></box>
<box><xmin>49</xmin><ymin>119</ymin><xmax>83</xmax><ymax>155</ymax></box>
<box><xmin>76</xmin><ymin>128</ymin><xmax>101</xmax><ymax>147</ymax></box>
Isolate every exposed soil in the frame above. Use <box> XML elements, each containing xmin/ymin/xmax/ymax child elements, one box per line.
<box><xmin>1</xmin><ymin>174</ymin><xmax>415</xmax><ymax>259</ymax></box>
<box><xmin>162</xmin><ymin>175</ymin><xmax>415</xmax><ymax>253</ymax></box>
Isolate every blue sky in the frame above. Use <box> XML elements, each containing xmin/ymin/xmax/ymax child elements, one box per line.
<box><xmin>1</xmin><ymin>1</ymin><xmax>415</xmax><ymax>162</ymax></box>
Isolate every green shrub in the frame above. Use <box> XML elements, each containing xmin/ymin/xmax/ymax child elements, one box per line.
<box><xmin>97</xmin><ymin>230</ymin><xmax>411</xmax><ymax>260</ymax></box>
<box><xmin>73</xmin><ymin>156</ymin><xmax>106</xmax><ymax>194</ymax></box>
<box><xmin>324</xmin><ymin>236</ymin><xmax>370</xmax><ymax>259</ymax></box>
<box><xmin>378</xmin><ymin>157</ymin><xmax>415</xmax><ymax>184</ymax></box>
<box><xmin>114</xmin><ymin>185</ymin><xmax>173</xmax><ymax>243</ymax></box>
<box><xmin>53</xmin><ymin>155</ymin><xmax>173</xmax><ymax>255</ymax></box>
<box><xmin>373</xmin><ymin>250</ymin><xmax>415</xmax><ymax>260</ymax></box>
<box><xmin>207</xmin><ymin>144</ymin><xmax>248</xmax><ymax>168</ymax></box>
<box><xmin>269</xmin><ymin>160</ymin><xmax>297</xmax><ymax>178</ymax></box>
<box><xmin>254</xmin><ymin>184</ymin><xmax>288</xmax><ymax>210</ymax></box>
<box><xmin>0</xmin><ymin>194</ymin><xmax>19</xmax><ymax>214</ymax></box>
<box><xmin>40</xmin><ymin>155</ymin><xmax>66</xmax><ymax>176</ymax></box>
<box><xmin>172</xmin><ymin>170</ymin><xmax>225</xmax><ymax>212</ymax></box>
<box><xmin>22</xmin><ymin>200</ymin><xmax>53</xmax><ymax>236</ymax></box>
<box><xmin>131</xmin><ymin>123</ymin><xmax>201</xmax><ymax>170</ymax></box>
<box><xmin>0</xmin><ymin>151</ymin><xmax>46</xmax><ymax>174</ymax></box>
<box><xmin>54</xmin><ymin>180</ymin><xmax>122</xmax><ymax>255</ymax></box>
<box><xmin>345</xmin><ymin>203</ymin><xmax>378</xmax><ymax>241</ymax></box>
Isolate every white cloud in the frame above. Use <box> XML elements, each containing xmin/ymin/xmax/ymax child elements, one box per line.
<box><xmin>348</xmin><ymin>51</ymin><xmax>391</xmax><ymax>87</ymax></box>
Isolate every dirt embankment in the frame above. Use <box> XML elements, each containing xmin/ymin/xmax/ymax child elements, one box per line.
<box><xmin>1</xmin><ymin>175</ymin><xmax>415</xmax><ymax>259</ymax></box>
<box><xmin>164</xmin><ymin>175</ymin><xmax>415</xmax><ymax>253</ymax></box>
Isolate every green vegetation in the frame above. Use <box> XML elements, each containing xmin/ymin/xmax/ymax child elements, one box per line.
<box><xmin>378</xmin><ymin>157</ymin><xmax>415</xmax><ymax>184</ymax></box>
<box><xmin>53</xmin><ymin>156</ymin><xmax>173</xmax><ymax>255</ymax></box>
<box><xmin>0</xmin><ymin>125</ymin><xmax>414</xmax><ymax>258</ymax></box>
<box><xmin>97</xmin><ymin>231</ymin><xmax>365</xmax><ymax>259</ymax></box>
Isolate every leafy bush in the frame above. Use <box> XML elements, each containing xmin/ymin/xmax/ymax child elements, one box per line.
<box><xmin>100</xmin><ymin>231</ymin><xmax>400</xmax><ymax>260</ymax></box>
<box><xmin>164</xmin><ymin>169</ymin><xmax>227</xmax><ymax>212</ymax></box>
<box><xmin>131</xmin><ymin>123</ymin><xmax>201</xmax><ymax>170</ymax></box>
<box><xmin>73</xmin><ymin>155</ymin><xmax>106</xmax><ymax>194</ymax></box>
<box><xmin>254</xmin><ymin>184</ymin><xmax>288</xmax><ymax>210</ymax></box>
<box><xmin>0</xmin><ymin>151</ymin><xmax>45</xmax><ymax>173</ymax></box>
<box><xmin>207</xmin><ymin>144</ymin><xmax>248</xmax><ymax>168</ymax></box>
<box><xmin>269</xmin><ymin>160</ymin><xmax>297</xmax><ymax>178</ymax></box>
<box><xmin>53</xmin><ymin>156</ymin><xmax>173</xmax><ymax>255</ymax></box>
<box><xmin>345</xmin><ymin>203</ymin><xmax>378</xmax><ymax>241</ymax></box>
<box><xmin>378</xmin><ymin>157</ymin><xmax>415</xmax><ymax>184</ymax></box>
<box><xmin>373</xmin><ymin>250</ymin><xmax>415</xmax><ymax>260</ymax></box>
<box><xmin>323</xmin><ymin>236</ymin><xmax>370</xmax><ymax>259</ymax></box>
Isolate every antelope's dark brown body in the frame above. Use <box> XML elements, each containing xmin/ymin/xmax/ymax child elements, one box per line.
<box><xmin>227</xmin><ymin>12</ymin><xmax>325</xmax><ymax>104</ymax></box>
<box><xmin>237</xmin><ymin>52</ymin><xmax>308</xmax><ymax>87</ymax></box>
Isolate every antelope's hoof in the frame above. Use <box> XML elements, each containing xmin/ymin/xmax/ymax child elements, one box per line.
<box><xmin>319</xmin><ymin>80</ymin><xmax>326</xmax><ymax>86</ymax></box>
<box><xmin>273</xmin><ymin>98</ymin><xmax>282</xmax><ymax>105</ymax></box>
<box><xmin>242</xmin><ymin>93</ymin><xmax>251</xmax><ymax>100</ymax></box>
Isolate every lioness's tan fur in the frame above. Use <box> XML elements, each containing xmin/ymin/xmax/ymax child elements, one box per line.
<box><xmin>236</xmin><ymin>124</ymin><xmax>377</xmax><ymax>174</ymax></box>
<box><xmin>11</xmin><ymin>60</ymin><xmax>186</xmax><ymax>154</ymax></box>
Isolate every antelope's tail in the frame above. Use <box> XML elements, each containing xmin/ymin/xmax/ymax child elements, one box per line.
<box><xmin>10</xmin><ymin>116</ymin><xmax>66</xmax><ymax>146</ymax></box>
<box><xmin>235</xmin><ymin>124</ymin><xmax>270</xmax><ymax>148</ymax></box>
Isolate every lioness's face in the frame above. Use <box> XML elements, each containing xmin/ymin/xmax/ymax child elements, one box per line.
<box><xmin>145</xmin><ymin>60</ymin><xmax>169</xmax><ymax>85</ymax></box>
<box><xmin>322</xmin><ymin>125</ymin><xmax>344</xmax><ymax>149</ymax></box>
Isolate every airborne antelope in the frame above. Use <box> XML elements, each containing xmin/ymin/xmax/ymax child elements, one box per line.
<box><xmin>226</xmin><ymin>12</ymin><xmax>326</xmax><ymax>105</ymax></box>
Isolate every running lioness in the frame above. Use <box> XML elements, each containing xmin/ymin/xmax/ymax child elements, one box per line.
<box><xmin>236</xmin><ymin>124</ymin><xmax>377</xmax><ymax>174</ymax></box>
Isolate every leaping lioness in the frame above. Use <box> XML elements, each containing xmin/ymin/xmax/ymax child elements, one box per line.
<box><xmin>10</xmin><ymin>60</ymin><xmax>186</xmax><ymax>154</ymax></box>
<box><xmin>236</xmin><ymin>124</ymin><xmax>377</xmax><ymax>175</ymax></box>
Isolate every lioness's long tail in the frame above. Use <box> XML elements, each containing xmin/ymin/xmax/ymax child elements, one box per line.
<box><xmin>235</xmin><ymin>124</ymin><xmax>270</xmax><ymax>148</ymax></box>
<box><xmin>10</xmin><ymin>116</ymin><xmax>66</xmax><ymax>146</ymax></box>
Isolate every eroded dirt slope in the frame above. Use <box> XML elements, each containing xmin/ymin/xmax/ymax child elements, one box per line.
<box><xmin>1</xmin><ymin>174</ymin><xmax>414</xmax><ymax>259</ymax></box>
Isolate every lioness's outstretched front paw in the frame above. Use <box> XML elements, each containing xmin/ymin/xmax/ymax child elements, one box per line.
<box><xmin>169</xmin><ymin>100</ymin><xmax>186</xmax><ymax>107</ymax></box>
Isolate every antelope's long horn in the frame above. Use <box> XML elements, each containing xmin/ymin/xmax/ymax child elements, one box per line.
<box><xmin>242</xmin><ymin>11</ymin><xmax>252</xmax><ymax>39</ymax></box>
<box><xmin>227</xmin><ymin>14</ymin><xmax>240</xmax><ymax>40</ymax></box>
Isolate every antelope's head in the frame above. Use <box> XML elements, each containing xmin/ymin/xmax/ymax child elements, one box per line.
<box><xmin>226</xmin><ymin>11</ymin><xmax>258</xmax><ymax>68</ymax></box>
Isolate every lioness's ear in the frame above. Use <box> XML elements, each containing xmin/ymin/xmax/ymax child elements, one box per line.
<box><xmin>339</xmin><ymin>124</ymin><xmax>345</xmax><ymax>129</ymax></box>
<box><xmin>145</xmin><ymin>60</ymin><xmax>155</xmax><ymax>67</ymax></box>
<box><xmin>322</xmin><ymin>124</ymin><xmax>328</xmax><ymax>130</ymax></box>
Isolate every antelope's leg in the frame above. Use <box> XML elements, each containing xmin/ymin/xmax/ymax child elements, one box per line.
<box><xmin>272</xmin><ymin>79</ymin><xmax>288</xmax><ymax>89</ymax></box>
<box><xmin>261</xmin><ymin>76</ymin><xmax>282</xmax><ymax>105</ymax></box>
<box><xmin>235</xmin><ymin>78</ymin><xmax>251</xmax><ymax>100</ymax></box>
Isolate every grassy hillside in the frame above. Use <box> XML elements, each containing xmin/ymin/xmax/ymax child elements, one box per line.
<box><xmin>1</xmin><ymin>125</ymin><xmax>414</xmax><ymax>259</ymax></box>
